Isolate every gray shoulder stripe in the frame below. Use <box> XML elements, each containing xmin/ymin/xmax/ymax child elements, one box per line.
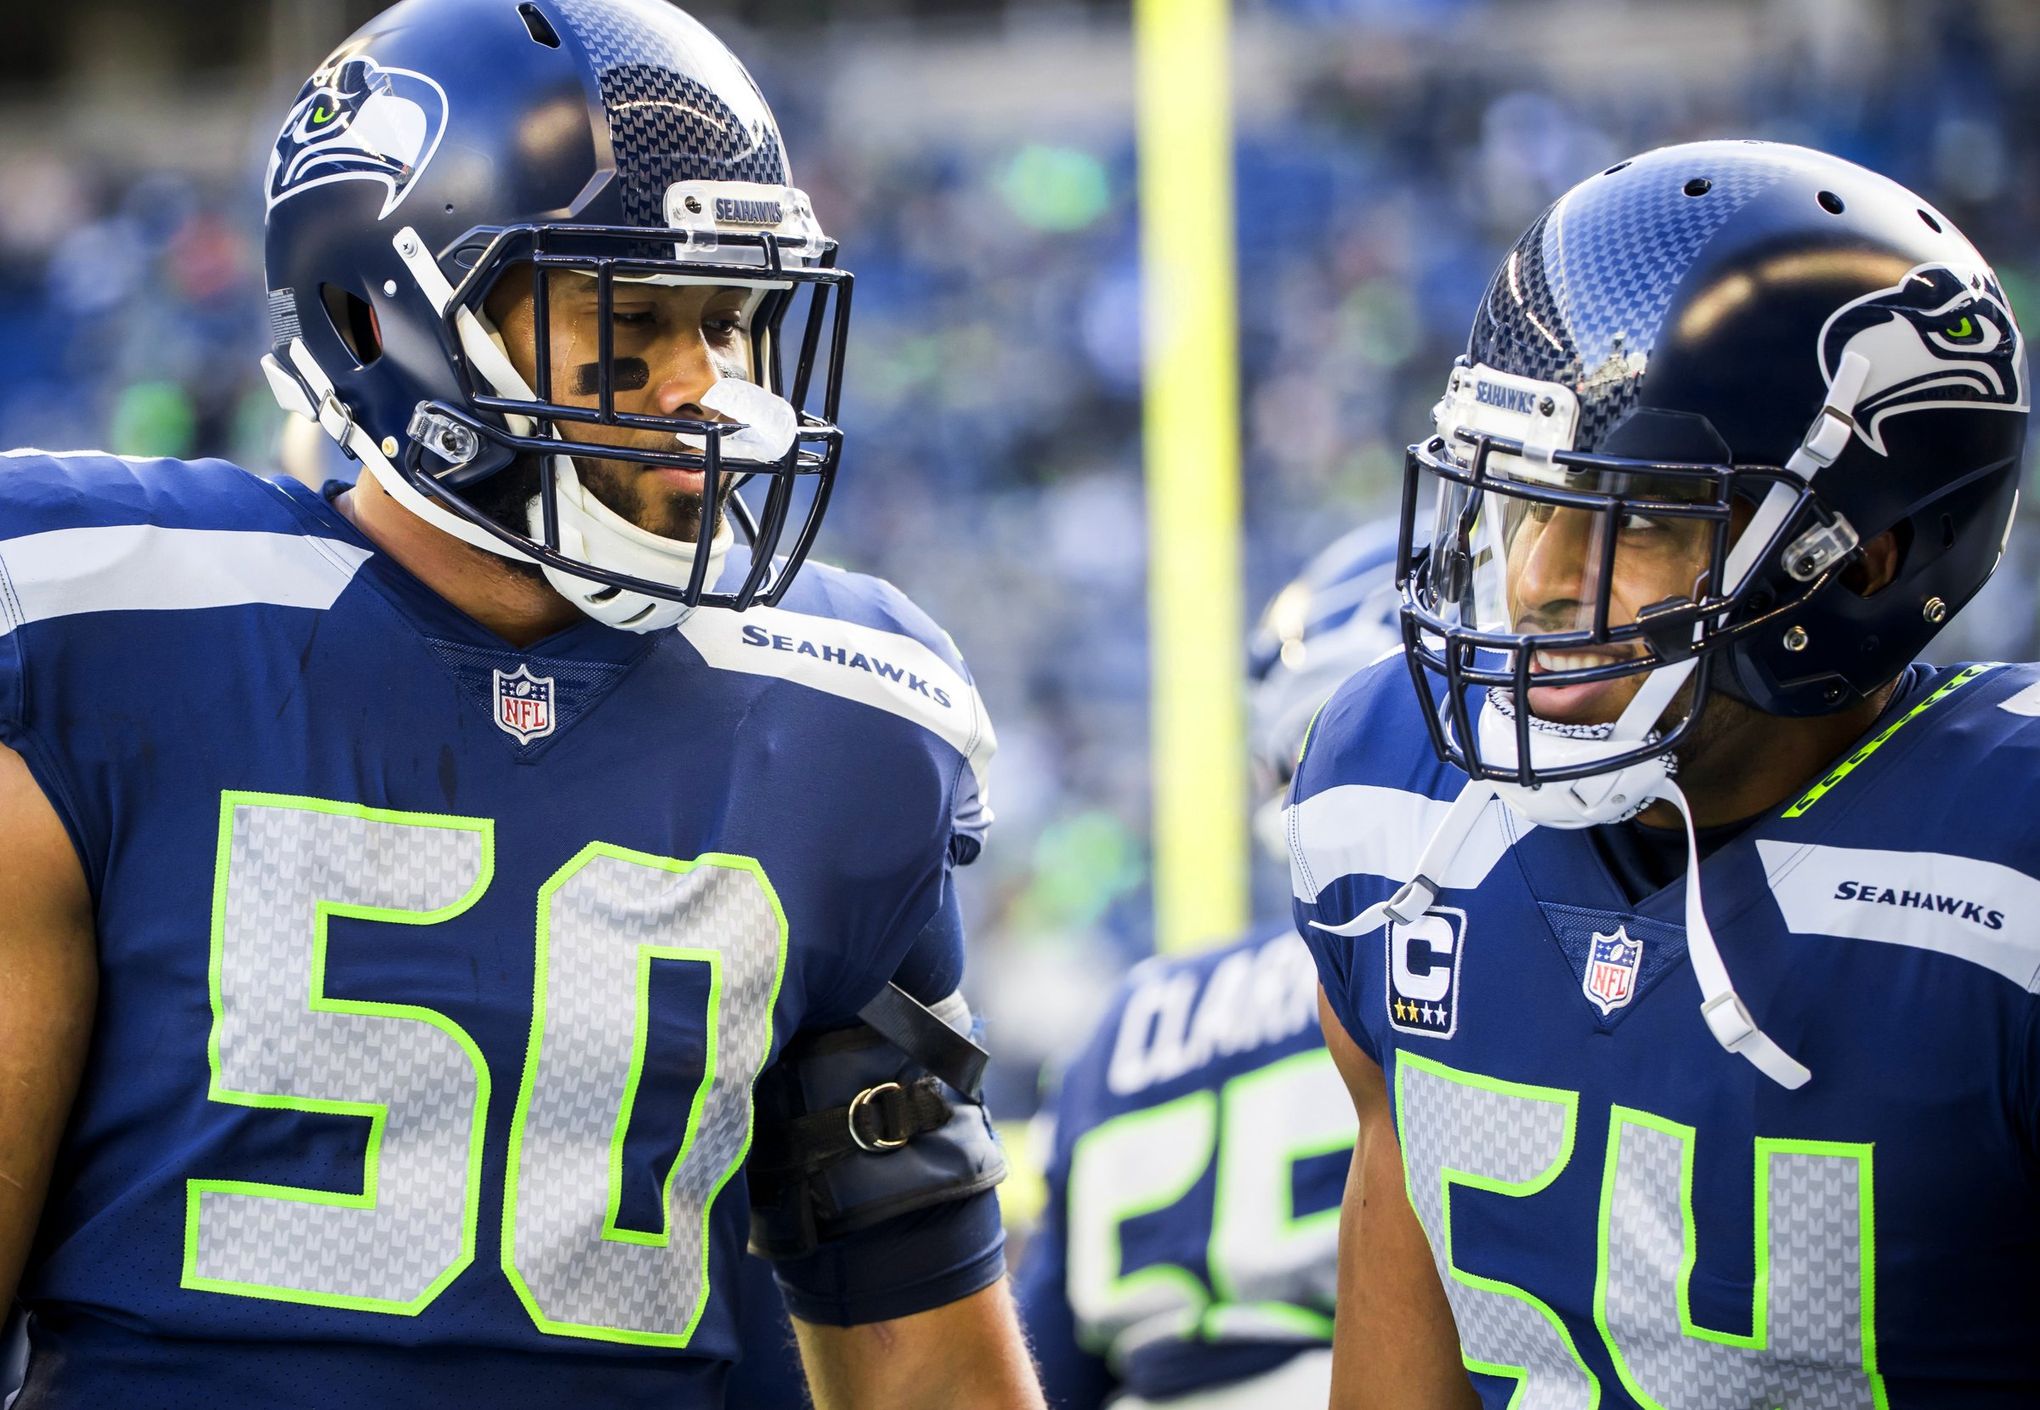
<box><xmin>0</xmin><ymin>525</ymin><xmax>372</xmax><ymax>637</ymax></box>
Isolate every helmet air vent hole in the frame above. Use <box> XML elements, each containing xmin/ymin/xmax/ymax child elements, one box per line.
<box><xmin>1817</xmin><ymin>189</ymin><xmax>1845</xmax><ymax>215</ymax></box>
<box><xmin>1942</xmin><ymin>513</ymin><xmax>1956</xmax><ymax>549</ymax></box>
<box><xmin>1603</xmin><ymin>161</ymin><xmax>1631</xmax><ymax>176</ymax></box>
<box><xmin>1919</xmin><ymin>208</ymin><xmax>1943</xmax><ymax>233</ymax></box>
<box><xmin>320</xmin><ymin>284</ymin><xmax>383</xmax><ymax>368</ymax></box>
<box><xmin>518</xmin><ymin>3</ymin><xmax>562</xmax><ymax>47</ymax></box>
<box><xmin>1683</xmin><ymin>177</ymin><xmax>1712</xmax><ymax>197</ymax></box>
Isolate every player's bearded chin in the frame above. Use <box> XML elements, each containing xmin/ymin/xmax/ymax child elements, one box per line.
<box><xmin>465</xmin><ymin>452</ymin><xmax>734</xmax><ymax>552</ymax></box>
<box><xmin>575</xmin><ymin>452</ymin><xmax>734</xmax><ymax>541</ymax></box>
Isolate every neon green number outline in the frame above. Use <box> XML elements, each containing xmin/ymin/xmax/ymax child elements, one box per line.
<box><xmin>1203</xmin><ymin>1049</ymin><xmax>1345</xmax><ymax>1341</ymax></box>
<box><xmin>1394</xmin><ymin>1051</ymin><xmax>1601</xmax><ymax>1409</ymax></box>
<box><xmin>1069</xmin><ymin>1089</ymin><xmax>1217</xmax><ymax>1355</ymax></box>
<box><xmin>1593</xmin><ymin>1106</ymin><xmax>1886</xmax><ymax>1409</ymax></box>
<box><xmin>501</xmin><ymin>842</ymin><xmax>789</xmax><ymax>1347</ymax></box>
<box><xmin>182</xmin><ymin>791</ymin><xmax>494</xmax><ymax>1316</ymax></box>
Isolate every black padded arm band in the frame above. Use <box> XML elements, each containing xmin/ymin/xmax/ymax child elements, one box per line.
<box><xmin>748</xmin><ymin>990</ymin><xmax>1007</xmax><ymax>1260</ymax></box>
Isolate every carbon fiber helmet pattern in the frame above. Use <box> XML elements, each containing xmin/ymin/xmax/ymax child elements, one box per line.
<box><xmin>1401</xmin><ymin>140</ymin><xmax>2029</xmax><ymax>786</ymax></box>
<box><xmin>1472</xmin><ymin>154</ymin><xmax>1795</xmax><ymax>448</ymax></box>
<box><xmin>546</xmin><ymin>0</ymin><xmax>791</xmax><ymax>227</ymax></box>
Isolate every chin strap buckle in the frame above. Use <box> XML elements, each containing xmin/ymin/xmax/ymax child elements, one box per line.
<box><xmin>1384</xmin><ymin>875</ymin><xmax>1439</xmax><ymax>927</ymax></box>
<box><xmin>315</xmin><ymin>390</ymin><xmax>355</xmax><ymax>446</ymax></box>
<box><xmin>1699</xmin><ymin>990</ymin><xmax>1759</xmax><ymax>1053</ymax></box>
<box><xmin>1799</xmin><ymin>405</ymin><xmax>1856</xmax><ymax>469</ymax></box>
<box><xmin>1310</xmin><ymin>874</ymin><xmax>1440</xmax><ymax>941</ymax></box>
<box><xmin>1698</xmin><ymin>989</ymin><xmax>1813</xmax><ymax>1090</ymax></box>
<box><xmin>1784</xmin><ymin>349</ymin><xmax>1871</xmax><ymax>479</ymax></box>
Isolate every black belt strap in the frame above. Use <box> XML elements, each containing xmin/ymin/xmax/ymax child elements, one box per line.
<box><xmin>750</xmin><ymin>1077</ymin><xmax>953</xmax><ymax>1190</ymax></box>
<box><xmin>856</xmin><ymin>983</ymin><xmax>988</xmax><ymax>1100</ymax></box>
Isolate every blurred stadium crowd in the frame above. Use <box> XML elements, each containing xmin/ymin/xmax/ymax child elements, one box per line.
<box><xmin>2</xmin><ymin>0</ymin><xmax>2037</xmax><ymax>1116</ymax></box>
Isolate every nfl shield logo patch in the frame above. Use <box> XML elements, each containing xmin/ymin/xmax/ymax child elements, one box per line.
<box><xmin>493</xmin><ymin>664</ymin><xmax>556</xmax><ymax>744</ymax></box>
<box><xmin>1583</xmin><ymin>926</ymin><xmax>1644</xmax><ymax>1017</ymax></box>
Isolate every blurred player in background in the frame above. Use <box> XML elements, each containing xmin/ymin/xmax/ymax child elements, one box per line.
<box><xmin>1018</xmin><ymin>523</ymin><xmax>1400</xmax><ymax>1409</ymax></box>
<box><xmin>0</xmin><ymin>1</ymin><xmax>1041</xmax><ymax>1406</ymax></box>
<box><xmin>1293</xmin><ymin>141</ymin><xmax>2040</xmax><ymax>1407</ymax></box>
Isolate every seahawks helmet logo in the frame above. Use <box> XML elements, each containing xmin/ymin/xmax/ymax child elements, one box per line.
<box><xmin>1819</xmin><ymin>263</ymin><xmax>2027</xmax><ymax>455</ymax></box>
<box><xmin>266</xmin><ymin>55</ymin><xmax>448</xmax><ymax>220</ymax></box>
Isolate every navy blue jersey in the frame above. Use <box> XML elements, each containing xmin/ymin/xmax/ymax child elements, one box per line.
<box><xmin>722</xmin><ymin>1254</ymin><xmax>805</xmax><ymax>1408</ymax></box>
<box><xmin>1017</xmin><ymin>926</ymin><xmax>1351</xmax><ymax>1408</ymax></box>
<box><xmin>1291</xmin><ymin>656</ymin><xmax>2040</xmax><ymax>1409</ymax></box>
<box><xmin>0</xmin><ymin>453</ymin><xmax>999</xmax><ymax>1408</ymax></box>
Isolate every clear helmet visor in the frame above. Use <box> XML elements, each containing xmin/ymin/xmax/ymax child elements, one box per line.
<box><xmin>1424</xmin><ymin>461</ymin><xmax>1727</xmax><ymax>642</ymax></box>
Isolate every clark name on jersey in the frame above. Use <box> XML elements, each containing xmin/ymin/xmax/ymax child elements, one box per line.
<box><xmin>1019</xmin><ymin>926</ymin><xmax>1351</xmax><ymax>1408</ymax></box>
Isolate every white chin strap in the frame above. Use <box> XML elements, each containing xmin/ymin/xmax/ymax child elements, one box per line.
<box><xmin>265</xmin><ymin>335</ymin><xmax>531</xmax><ymax>565</ymax></box>
<box><xmin>522</xmin><ymin>368</ymin><xmax>791</xmax><ymax>632</ymax></box>
<box><xmin>1310</xmin><ymin>351</ymin><xmax>1877</xmax><ymax>1089</ymax></box>
<box><xmin>521</xmin><ymin>373</ymin><xmax>794</xmax><ymax>631</ymax></box>
<box><xmin>1654</xmin><ymin>779</ymin><xmax>1811</xmax><ymax>1088</ymax></box>
<box><xmin>528</xmin><ymin>458</ymin><xmax>734</xmax><ymax>632</ymax></box>
<box><xmin>1478</xmin><ymin>660</ymin><xmax>1691</xmax><ymax>829</ymax></box>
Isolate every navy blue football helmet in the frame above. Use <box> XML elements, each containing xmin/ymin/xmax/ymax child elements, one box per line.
<box><xmin>1402</xmin><ymin>141</ymin><xmax>2029</xmax><ymax>787</ymax></box>
<box><xmin>1248</xmin><ymin>519</ymin><xmax>1403</xmax><ymax>856</ymax></box>
<box><xmin>262</xmin><ymin>0</ymin><xmax>851</xmax><ymax>630</ymax></box>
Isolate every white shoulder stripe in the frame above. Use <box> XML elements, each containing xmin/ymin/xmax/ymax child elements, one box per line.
<box><xmin>1288</xmin><ymin>783</ymin><xmax>1528</xmax><ymax>903</ymax></box>
<box><xmin>1758</xmin><ymin>839</ymin><xmax>2040</xmax><ymax>991</ymax></box>
<box><xmin>679</xmin><ymin>603</ymin><xmax>996</xmax><ymax>798</ymax></box>
<box><xmin>0</xmin><ymin>525</ymin><xmax>372</xmax><ymax>637</ymax></box>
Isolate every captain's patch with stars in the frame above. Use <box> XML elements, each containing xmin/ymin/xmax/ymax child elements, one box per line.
<box><xmin>1386</xmin><ymin>907</ymin><xmax>1466</xmax><ymax>1040</ymax></box>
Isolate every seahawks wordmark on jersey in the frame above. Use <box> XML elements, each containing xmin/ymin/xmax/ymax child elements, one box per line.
<box><xmin>0</xmin><ymin>454</ymin><xmax>995</xmax><ymax>1409</ymax></box>
<box><xmin>1291</xmin><ymin>656</ymin><xmax>2040</xmax><ymax>1409</ymax></box>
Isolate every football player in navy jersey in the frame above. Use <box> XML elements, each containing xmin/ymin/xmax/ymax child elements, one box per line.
<box><xmin>1291</xmin><ymin>141</ymin><xmax>2040</xmax><ymax>1408</ymax></box>
<box><xmin>0</xmin><ymin>2</ymin><xmax>1042</xmax><ymax>1406</ymax></box>
<box><xmin>1018</xmin><ymin>523</ymin><xmax>1401</xmax><ymax>1409</ymax></box>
